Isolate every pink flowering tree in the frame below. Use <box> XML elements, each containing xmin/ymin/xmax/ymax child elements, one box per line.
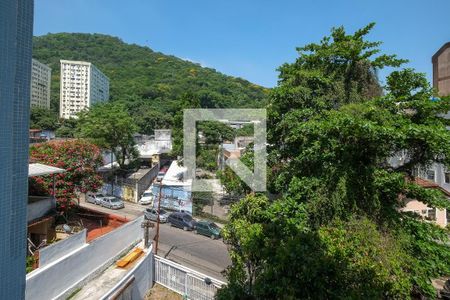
<box><xmin>29</xmin><ymin>140</ymin><xmax>103</xmax><ymax>213</ymax></box>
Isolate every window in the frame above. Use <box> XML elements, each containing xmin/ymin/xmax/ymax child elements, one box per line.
<box><xmin>427</xmin><ymin>208</ymin><xmax>436</xmax><ymax>221</ymax></box>
<box><xmin>445</xmin><ymin>172</ymin><xmax>450</xmax><ymax>184</ymax></box>
<box><xmin>426</xmin><ymin>170</ymin><xmax>435</xmax><ymax>181</ymax></box>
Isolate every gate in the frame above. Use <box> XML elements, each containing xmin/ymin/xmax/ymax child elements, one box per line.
<box><xmin>154</xmin><ymin>255</ymin><xmax>225</xmax><ymax>300</ymax></box>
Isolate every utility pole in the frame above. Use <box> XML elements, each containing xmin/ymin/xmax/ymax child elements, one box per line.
<box><xmin>141</xmin><ymin>219</ymin><xmax>154</xmax><ymax>248</ymax></box>
<box><xmin>154</xmin><ymin>182</ymin><xmax>163</xmax><ymax>255</ymax></box>
<box><xmin>110</xmin><ymin>150</ymin><xmax>114</xmax><ymax>196</ymax></box>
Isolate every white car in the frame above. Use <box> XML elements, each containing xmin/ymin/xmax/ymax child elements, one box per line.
<box><xmin>139</xmin><ymin>190</ymin><xmax>153</xmax><ymax>205</ymax></box>
<box><xmin>156</xmin><ymin>172</ymin><xmax>165</xmax><ymax>182</ymax></box>
<box><xmin>86</xmin><ymin>192</ymin><xmax>106</xmax><ymax>205</ymax></box>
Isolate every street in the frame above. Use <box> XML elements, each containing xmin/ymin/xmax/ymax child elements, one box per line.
<box><xmin>154</xmin><ymin>223</ymin><xmax>230</xmax><ymax>280</ymax></box>
<box><xmin>80</xmin><ymin>199</ymin><xmax>145</xmax><ymax>220</ymax></box>
<box><xmin>79</xmin><ymin>199</ymin><xmax>231</xmax><ymax>280</ymax></box>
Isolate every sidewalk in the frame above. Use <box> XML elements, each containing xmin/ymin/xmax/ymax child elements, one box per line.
<box><xmin>79</xmin><ymin>198</ymin><xmax>145</xmax><ymax>221</ymax></box>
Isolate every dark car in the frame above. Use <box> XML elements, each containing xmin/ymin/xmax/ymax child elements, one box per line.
<box><xmin>195</xmin><ymin>220</ymin><xmax>221</xmax><ymax>239</ymax></box>
<box><xmin>167</xmin><ymin>212</ymin><xmax>196</xmax><ymax>231</ymax></box>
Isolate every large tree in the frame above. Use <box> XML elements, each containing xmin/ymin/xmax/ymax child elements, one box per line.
<box><xmin>30</xmin><ymin>107</ymin><xmax>59</xmax><ymax>130</ymax></box>
<box><xmin>218</xmin><ymin>24</ymin><xmax>450</xmax><ymax>299</ymax></box>
<box><xmin>29</xmin><ymin>140</ymin><xmax>103</xmax><ymax>213</ymax></box>
<box><xmin>171</xmin><ymin>92</ymin><xmax>201</xmax><ymax>157</ymax></box>
<box><xmin>76</xmin><ymin>102</ymin><xmax>139</xmax><ymax>170</ymax></box>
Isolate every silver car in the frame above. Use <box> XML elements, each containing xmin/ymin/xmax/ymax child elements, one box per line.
<box><xmin>86</xmin><ymin>192</ymin><xmax>106</xmax><ymax>205</ymax></box>
<box><xmin>100</xmin><ymin>196</ymin><xmax>125</xmax><ymax>209</ymax></box>
<box><xmin>144</xmin><ymin>208</ymin><xmax>169</xmax><ymax>223</ymax></box>
<box><xmin>156</xmin><ymin>172</ymin><xmax>165</xmax><ymax>182</ymax></box>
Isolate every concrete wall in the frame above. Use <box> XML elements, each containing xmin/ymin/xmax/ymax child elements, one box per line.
<box><xmin>434</xmin><ymin>45</ymin><xmax>450</xmax><ymax>97</ymax></box>
<box><xmin>102</xmin><ymin>164</ymin><xmax>159</xmax><ymax>203</ymax></box>
<box><xmin>38</xmin><ymin>229</ymin><xmax>86</xmax><ymax>268</ymax></box>
<box><xmin>100</xmin><ymin>246</ymin><xmax>154</xmax><ymax>300</ymax></box>
<box><xmin>136</xmin><ymin>164</ymin><xmax>159</xmax><ymax>200</ymax></box>
<box><xmin>27</xmin><ymin>196</ymin><xmax>55</xmax><ymax>222</ymax></box>
<box><xmin>102</xmin><ymin>183</ymin><xmax>126</xmax><ymax>199</ymax></box>
<box><xmin>424</xmin><ymin>163</ymin><xmax>450</xmax><ymax>193</ymax></box>
<box><xmin>402</xmin><ymin>199</ymin><xmax>448</xmax><ymax>227</ymax></box>
<box><xmin>26</xmin><ymin>216</ymin><xmax>144</xmax><ymax>300</ymax></box>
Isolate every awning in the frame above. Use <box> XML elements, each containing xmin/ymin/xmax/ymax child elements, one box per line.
<box><xmin>28</xmin><ymin>163</ymin><xmax>65</xmax><ymax>177</ymax></box>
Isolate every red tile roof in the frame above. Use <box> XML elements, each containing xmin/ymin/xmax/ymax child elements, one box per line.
<box><xmin>412</xmin><ymin>177</ymin><xmax>450</xmax><ymax>197</ymax></box>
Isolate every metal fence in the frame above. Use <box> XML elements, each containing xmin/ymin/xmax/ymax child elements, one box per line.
<box><xmin>154</xmin><ymin>256</ymin><xmax>225</xmax><ymax>300</ymax></box>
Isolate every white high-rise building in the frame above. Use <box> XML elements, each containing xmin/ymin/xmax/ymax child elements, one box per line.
<box><xmin>59</xmin><ymin>60</ymin><xmax>109</xmax><ymax>119</ymax></box>
<box><xmin>31</xmin><ymin>58</ymin><xmax>51</xmax><ymax>109</ymax></box>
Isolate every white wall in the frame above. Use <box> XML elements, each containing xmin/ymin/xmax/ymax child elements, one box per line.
<box><xmin>27</xmin><ymin>197</ymin><xmax>55</xmax><ymax>222</ymax></box>
<box><xmin>26</xmin><ymin>216</ymin><xmax>144</xmax><ymax>300</ymax></box>
<box><xmin>39</xmin><ymin>229</ymin><xmax>87</xmax><ymax>268</ymax></box>
<box><xmin>100</xmin><ymin>246</ymin><xmax>154</xmax><ymax>300</ymax></box>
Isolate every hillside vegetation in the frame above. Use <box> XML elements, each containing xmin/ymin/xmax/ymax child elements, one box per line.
<box><xmin>32</xmin><ymin>33</ymin><xmax>268</xmax><ymax>115</ymax></box>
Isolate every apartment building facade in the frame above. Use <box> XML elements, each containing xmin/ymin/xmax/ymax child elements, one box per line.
<box><xmin>0</xmin><ymin>0</ymin><xmax>34</xmax><ymax>298</ymax></box>
<box><xmin>30</xmin><ymin>58</ymin><xmax>51</xmax><ymax>109</ymax></box>
<box><xmin>432</xmin><ymin>42</ymin><xmax>450</xmax><ymax>97</ymax></box>
<box><xmin>59</xmin><ymin>60</ymin><xmax>109</xmax><ymax>119</ymax></box>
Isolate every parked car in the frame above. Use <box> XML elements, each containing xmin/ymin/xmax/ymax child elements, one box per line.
<box><xmin>139</xmin><ymin>190</ymin><xmax>153</xmax><ymax>205</ymax></box>
<box><xmin>99</xmin><ymin>196</ymin><xmax>124</xmax><ymax>209</ymax></box>
<box><xmin>167</xmin><ymin>212</ymin><xmax>196</xmax><ymax>231</ymax></box>
<box><xmin>195</xmin><ymin>220</ymin><xmax>221</xmax><ymax>239</ymax></box>
<box><xmin>144</xmin><ymin>208</ymin><xmax>170</xmax><ymax>223</ymax></box>
<box><xmin>156</xmin><ymin>171</ymin><xmax>165</xmax><ymax>182</ymax></box>
<box><xmin>86</xmin><ymin>192</ymin><xmax>106</xmax><ymax>205</ymax></box>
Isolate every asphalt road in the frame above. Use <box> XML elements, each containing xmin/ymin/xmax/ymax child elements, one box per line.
<box><xmin>154</xmin><ymin>223</ymin><xmax>230</xmax><ymax>280</ymax></box>
<box><xmin>79</xmin><ymin>199</ymin><xmax>231</xmax><ymax>280</ymax></box>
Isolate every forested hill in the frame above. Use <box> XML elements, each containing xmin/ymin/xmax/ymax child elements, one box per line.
<box><xmin>32</xmin><ymin>33</ymin><xmax>269</xmax><ymax>112</ymax></box>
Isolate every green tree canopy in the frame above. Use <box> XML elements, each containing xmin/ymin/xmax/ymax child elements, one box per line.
<box><xmin>76</xmin><ymin>102</ymin><xmax>139</xmax><ymax>170</ymax></box>
<box><xmin>218</xmin><ymin>24</ymin><xmax>450</xmax><ymax>299</ymax></box>
<box><xmin>30</xmin><ymin>107</ymin><xmax>59</xmax><ymax>130</ymax></box>
<box><xmin>198</xmin><ymin>121</ymin><xmax>236</xmax><ymax>144</ymax></box>
<box><xmin>55</xmin><ymin>118</ymin><xmax>78</xmax><ymax>138</ymax></box>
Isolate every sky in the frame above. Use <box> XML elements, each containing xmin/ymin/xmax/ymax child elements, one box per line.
<box><xmin>34</xmin><ymin>0</ymin><xmax>450</xmax><ymax>88</ymax></box>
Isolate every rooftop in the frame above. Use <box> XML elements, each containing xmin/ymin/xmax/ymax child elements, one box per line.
<box><xmin>137</xmin><ymin>139</ymin><xmax>172</xmax><ymax>158</ymax></box>
<box><xmin>28</xmin><ymin>163</ymin><xmax>65</xmax><ymax>177</ymax></box>
<box><xmin>413</xmin><ymin>177</ymin><xmax>450</xmax><ymax>197</ymax></box>
<box><xmin>162</xmin><ymin>160</ymin><xmax>192</xmax><ymax>188</ymax></box>
<box><xmin>222</xmin><ymin>143</ymin><xmax>239</xmax><ymax>151</ymax></box>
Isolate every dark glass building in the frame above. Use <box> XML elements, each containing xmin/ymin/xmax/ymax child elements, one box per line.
<box><xmin>0</xmin><ymin>0</ymin><xmax>34</xmax><ymax>299</ymax></box>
